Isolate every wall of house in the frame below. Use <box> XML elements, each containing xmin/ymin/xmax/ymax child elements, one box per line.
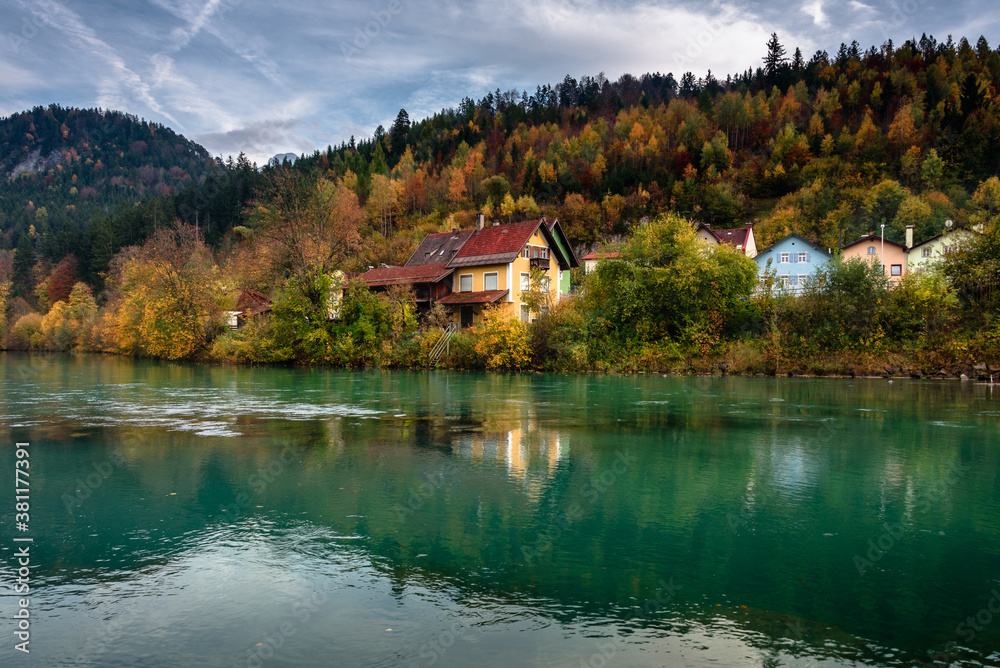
<box><xmin>755</xmin><ymin>238</ymin><xmax>830</xmax><ymax>294</ymax></box>
<box><xmin>453</xmin><ymin>263</ymin><xmax>510</xmax><ymax>294</ymax></box>
<box><xmin>908</xmin><ymin>230</ymin><xmax>975</xmax><ymax>272</ymax></box>
<box><xmin>744</xmin><ymin>231</ymin><xmax>758</xmax><ymax>258</ymax></box>
<box><xmin>696</xmin><ymin>228</ymin><xmax>719</xmax><ymax>246</ymax></box>
<box><xmin>448</xmin><ymin>230</ymin><xmax>563</xmax><ymax>325</ymax></box>
<box><xmin>842</xmin><ymin>241</ymin><xmax>908</xmax><ymax>282</ymax></box>
<box><xmin>511</xmin><ymin>230</ymin><xmax>562</xmax><ymax>320</ymax></box>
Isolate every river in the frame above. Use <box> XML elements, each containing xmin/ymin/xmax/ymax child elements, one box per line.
<box><xmin>0</xmin><ymin>353</ymin><xmax>998</xmax><ymax>667</ymax></box>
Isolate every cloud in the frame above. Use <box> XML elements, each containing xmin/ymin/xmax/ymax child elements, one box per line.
<box><xmin>15</xmin><ymin>0</ymin><xmax>179</xmax><ymax>126</ymax></box>
<box><xmin>1</xmin><ymin>0</ymin><xmax>991</xmax><ymax>165</ymax></box>
<box><xmin>193</xmin><ymin>117</ymin><xmax>315</xmax><ymax>165</ymax></box>
<box><xmin>802</xmin><ymin>0</ymin><xmax>830</xmax><ymax>28</ymax></box>
<box><xmin>148</xmin><ymin>53</ymin><xmax>240</xmax><ymax>130</ymax></box>
<box><xmin>148</xmin><ymin>0</ymin><xmax>283</xmax><ymax>85</ymax></box>
<box><xmin>0</xmin><ymin>59</ymin><xmax>40</xmax><ymax>89</ymax></box>
<box><xmin>848</xmin><ymin>1</ymin><xmax>877</xmax><ymax>17</ymax></box>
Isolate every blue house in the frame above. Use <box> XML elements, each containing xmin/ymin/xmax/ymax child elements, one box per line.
<box><xmin>754</xmin><ymin>234</ymin><xmax>832</xmax><ymax>294</ymax></box>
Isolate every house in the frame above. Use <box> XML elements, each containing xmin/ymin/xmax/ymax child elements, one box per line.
<box><xmin>695</xmin><ymin>223</ymin><xmax>757</xmax><ymax>257</ymax></box>
<box><xmin>227</xmin><ymin>288</ymin><xmax>272</xmax><ymax>329</ymax></box>
<box><xmin>754</xmin><ymin>234</ymin><xmax>832</xmax><ymax>293</ymax></box>
<box><xmin>581</xmin><ymin>251</ymin><xmax>621</xmax><ymax>274</ymax></box>
<box><xmin>358</xmin><ymin>214</ymin><xmax>579</xmax><ymax>326</ymax></box>
<box><xmin>841</xmin><ymin>234</ymin><xmax>908</xmax><ymax>282</ymax></box>
<box><xmin>908</xmin><ymin>226</ymin><xmax>979</xmax><ymax>273</ymax></box>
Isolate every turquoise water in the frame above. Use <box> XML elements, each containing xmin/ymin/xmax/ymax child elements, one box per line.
<box><xmin>1</xmin><ymin>353</ymin><xmax>999</xmax><ymax>667</ymax></box>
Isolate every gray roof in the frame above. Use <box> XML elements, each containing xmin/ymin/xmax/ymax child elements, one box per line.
<box><xmin>405</xmin><ymin>229</ymin><xmax>475</xmax><ymax>267</ymax></box>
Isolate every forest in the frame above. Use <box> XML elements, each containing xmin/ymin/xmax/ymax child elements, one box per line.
<box><xmin>1</xmin><ymin>32</ymin><xmax>999</xmax><ymax>375</ymax></box>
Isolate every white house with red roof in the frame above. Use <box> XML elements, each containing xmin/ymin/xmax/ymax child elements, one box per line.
<box><xmin>695</xmin><ymin>222</ymin><xmax>757</xmax><ymax>258</ymax></box>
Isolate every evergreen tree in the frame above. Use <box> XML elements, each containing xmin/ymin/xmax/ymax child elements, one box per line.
<box><xmin>12</xmin><ymin>234</ymin><xmax>36</xmax><ymax>295</ymax></box>
<box><xmin>763</xmin><ymin>33</ymin><xmax>788</xmax><ymax>80</ymax></box>
<box><xmin>389</xmin><ymin>109</ymin><xmax>411</xmax><ymax>163</ymax></box>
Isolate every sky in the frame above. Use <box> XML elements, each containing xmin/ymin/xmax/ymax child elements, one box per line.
<box><xmin>0</xmin><ymin>0</ymin><xmax>995</xmax><ymax>166</ymax></box>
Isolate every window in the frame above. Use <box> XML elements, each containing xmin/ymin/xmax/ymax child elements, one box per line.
<box><xmin>922</xmin><ymin>248</ymin><xmax>931</xmax><ymax>258</ymax></box>
<box><xmin>789</xmin><ymin>275</ymin><xmax>799</xmax><ymax>286</ymax></box>
<box><xmin>779</xmin><ymin>252</ymin><xmax>790</xmax><ymax>263</ymax></box>
<box><xmin>891</xmin><ymin>264</ymin><xmax>902</xmax><ymax>276</ymax></box>
<box><xmin>779</xmin><ymin>274</ymin><xmax>790</xmax><ymax>286</ymax></box>
<box><xmin>867</xmin><ymin>246</ymin><xmax>877</xmax><ymax>255</ymax></box>
<box><xmin>798</xmin><ymin>274</ymin><xmax>807</xmax><ymax>286</ymax></box>
<box><xmin>520</xmin><ymin>272</ymin><xmax>530</xmax><ymax>291</ymax></box>
<box><xmin>540</xmin><ymin>247</ymin><xmax>548</xmax><ymax>259</ymax></box>
<box><xmin>520</xmin><ymin>305</ymin><xmax>530</xmax><ymax>323</ymax></box>
<box><xmin>797</xmin><ymin>252</ymin><xmax>807</xmax><ymax>263</ymax></box>
<box><xmin>541</xmin><ymin>276</ymin><xmax>550</xmax><ymax>293</ymax></box>
<box><xmin>532</xmin><ymin>247</ymin><xmax>539</xmax><ymax>259</ymax></box>
<box><xmin>522</xmin><ymin>246</ymin><xmax>530</xmax><ymax>258</ymax></box>
<box><xmin>484</xmin><ymin>272</ymin><xmax>498</xmax><ymax>291</ymax></box>
<box><xmin>944</xmin><ymin>245</ymin><xmax>953</xmax><ymax>254</ymax></box>
<box><xmin>459</xmin><ymin>274</ymin><xmax>473</xmax><ymax>292</ymax></box>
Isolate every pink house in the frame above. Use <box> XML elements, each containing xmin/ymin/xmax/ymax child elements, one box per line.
<box><xmin>841</xmin><ymin>235</ymin><xmax>908</xmax><ymax>282</ymax></box>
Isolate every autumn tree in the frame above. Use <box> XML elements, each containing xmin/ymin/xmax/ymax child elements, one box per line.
<box><xmin>244</xmin><ymin>167</ymin><xmax>364</xmax><ymax>285</ymax></box>
<box><xmin>103</xmin><ymin>224</ymin><xmax>222</xmax><ymax>359</ymax></box>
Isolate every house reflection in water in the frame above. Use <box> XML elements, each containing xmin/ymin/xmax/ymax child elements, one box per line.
<box><xmin>451</xmin><ymin>421</ymin><xmax>565</xmax><ymax>500</ymax></box>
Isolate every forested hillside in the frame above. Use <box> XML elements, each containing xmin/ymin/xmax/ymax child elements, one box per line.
<box><xmin>0</xmin><ymin>105</ymin><xmax>220</xmax><ymax>279</ymax></box>
<box><xmin>2</xmin><ymin>33</ymin><xmax>1000</xmax><ymax>373</ymax></box>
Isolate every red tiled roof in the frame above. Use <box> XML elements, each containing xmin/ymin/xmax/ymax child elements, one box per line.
<box><xmin>581</xmin><ymin>251</ymin><xmax>621</xmax><ymax>260</ymax></box>
<box><xmin>449</xmin><ymin>219</ymin><xmax>541</xmax><ymax>266</ymax></box>
<box><xmin>358</xmin><ymin>263</ymin><xmax>452</xmax><ymax>287</ymax></box>
<box><xmin>435</xmin><ymin>289</ymin><xmax>509</xmax><ymax>305</ymax></box>
<box><xmin>235</xmin><ymin>288</ymin><xmax>271</xmax><ymax>316</ymax></box>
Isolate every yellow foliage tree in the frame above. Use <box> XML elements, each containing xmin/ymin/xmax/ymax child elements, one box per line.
<box><xmin>472</xmin><ymin>307</ymin><xmax>531</xmax><ymax>371</ymax></box>
<box><xmin>103</xmin><ymin>225</ymin><xmax>221</xmax><ymax>360</ymax></box>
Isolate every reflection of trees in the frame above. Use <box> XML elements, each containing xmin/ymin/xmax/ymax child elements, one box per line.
<box><xmin>5</xmin><ymin>357</ymin><xmax>1000</xmax><ymax>664</ymax></box>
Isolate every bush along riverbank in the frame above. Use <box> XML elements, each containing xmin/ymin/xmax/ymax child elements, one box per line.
<box><xmin>3</xmin><ymin>214</ymin><xmax>998</xmax><ymax>379</ymax></box>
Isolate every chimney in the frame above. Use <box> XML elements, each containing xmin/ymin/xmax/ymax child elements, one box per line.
<box><xmin>905</xmin><ymin>225</ymin><xmax>914</xmax><ymax>250</ymax></box>
<box><xmin>476</xmin><ymin>212</ymin><xmax>485</xmax><ymax>231</ymax></box>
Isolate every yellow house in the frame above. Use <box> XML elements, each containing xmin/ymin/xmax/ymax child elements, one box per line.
<box><xmin>359</xmin><ymin>214</ymin><xmax>579</xmax><ymax>326</ymax></box>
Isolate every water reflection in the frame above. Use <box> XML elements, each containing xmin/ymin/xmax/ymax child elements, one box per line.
<box><xmin>1</xmin><ymin>354</ymin><xmax>999</xmax><ymax>667</ymax></box>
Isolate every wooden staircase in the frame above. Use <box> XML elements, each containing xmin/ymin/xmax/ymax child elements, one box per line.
<box><xmin>427</xmin><ymin>323</ymin><xmax>459</xmax><ymax>368</ymax></box>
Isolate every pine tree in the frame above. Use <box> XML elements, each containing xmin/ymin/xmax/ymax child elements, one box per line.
<box><xmin>763</xmin><ymin>33</ymin><xmax>788</xmax><ymax>79</ymax></box>
<box><xmin>389</xmin><ymin>109</ymin><xmax>410</xmax><ymax>163</ymax></box>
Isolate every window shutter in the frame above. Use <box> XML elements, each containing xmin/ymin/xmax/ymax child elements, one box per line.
<box><xmin>790</xmin><ymin>275</ymin><xmax>798</xmax><ymax>286</ymax></box>
<box><xmin>805</xmin><ymin>253</ymin><xmax>811</xmax><ymax>263</ymax></box>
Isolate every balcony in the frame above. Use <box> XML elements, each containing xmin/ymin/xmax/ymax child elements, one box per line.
<box><xmin>530</xmin><ymin>257</ymin><xmax>550</xmax><ymax>270</ymax></box>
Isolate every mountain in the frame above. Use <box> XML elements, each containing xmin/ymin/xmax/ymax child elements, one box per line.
<box><xmin>0</xmin><ymin>105</ymin><xmax>216</xmax><ymax>252</ymax></box>
<box><xmin>267</xmin><ymin>152</ymin><xmax>299</xmax><ymax>168</ymax></box>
